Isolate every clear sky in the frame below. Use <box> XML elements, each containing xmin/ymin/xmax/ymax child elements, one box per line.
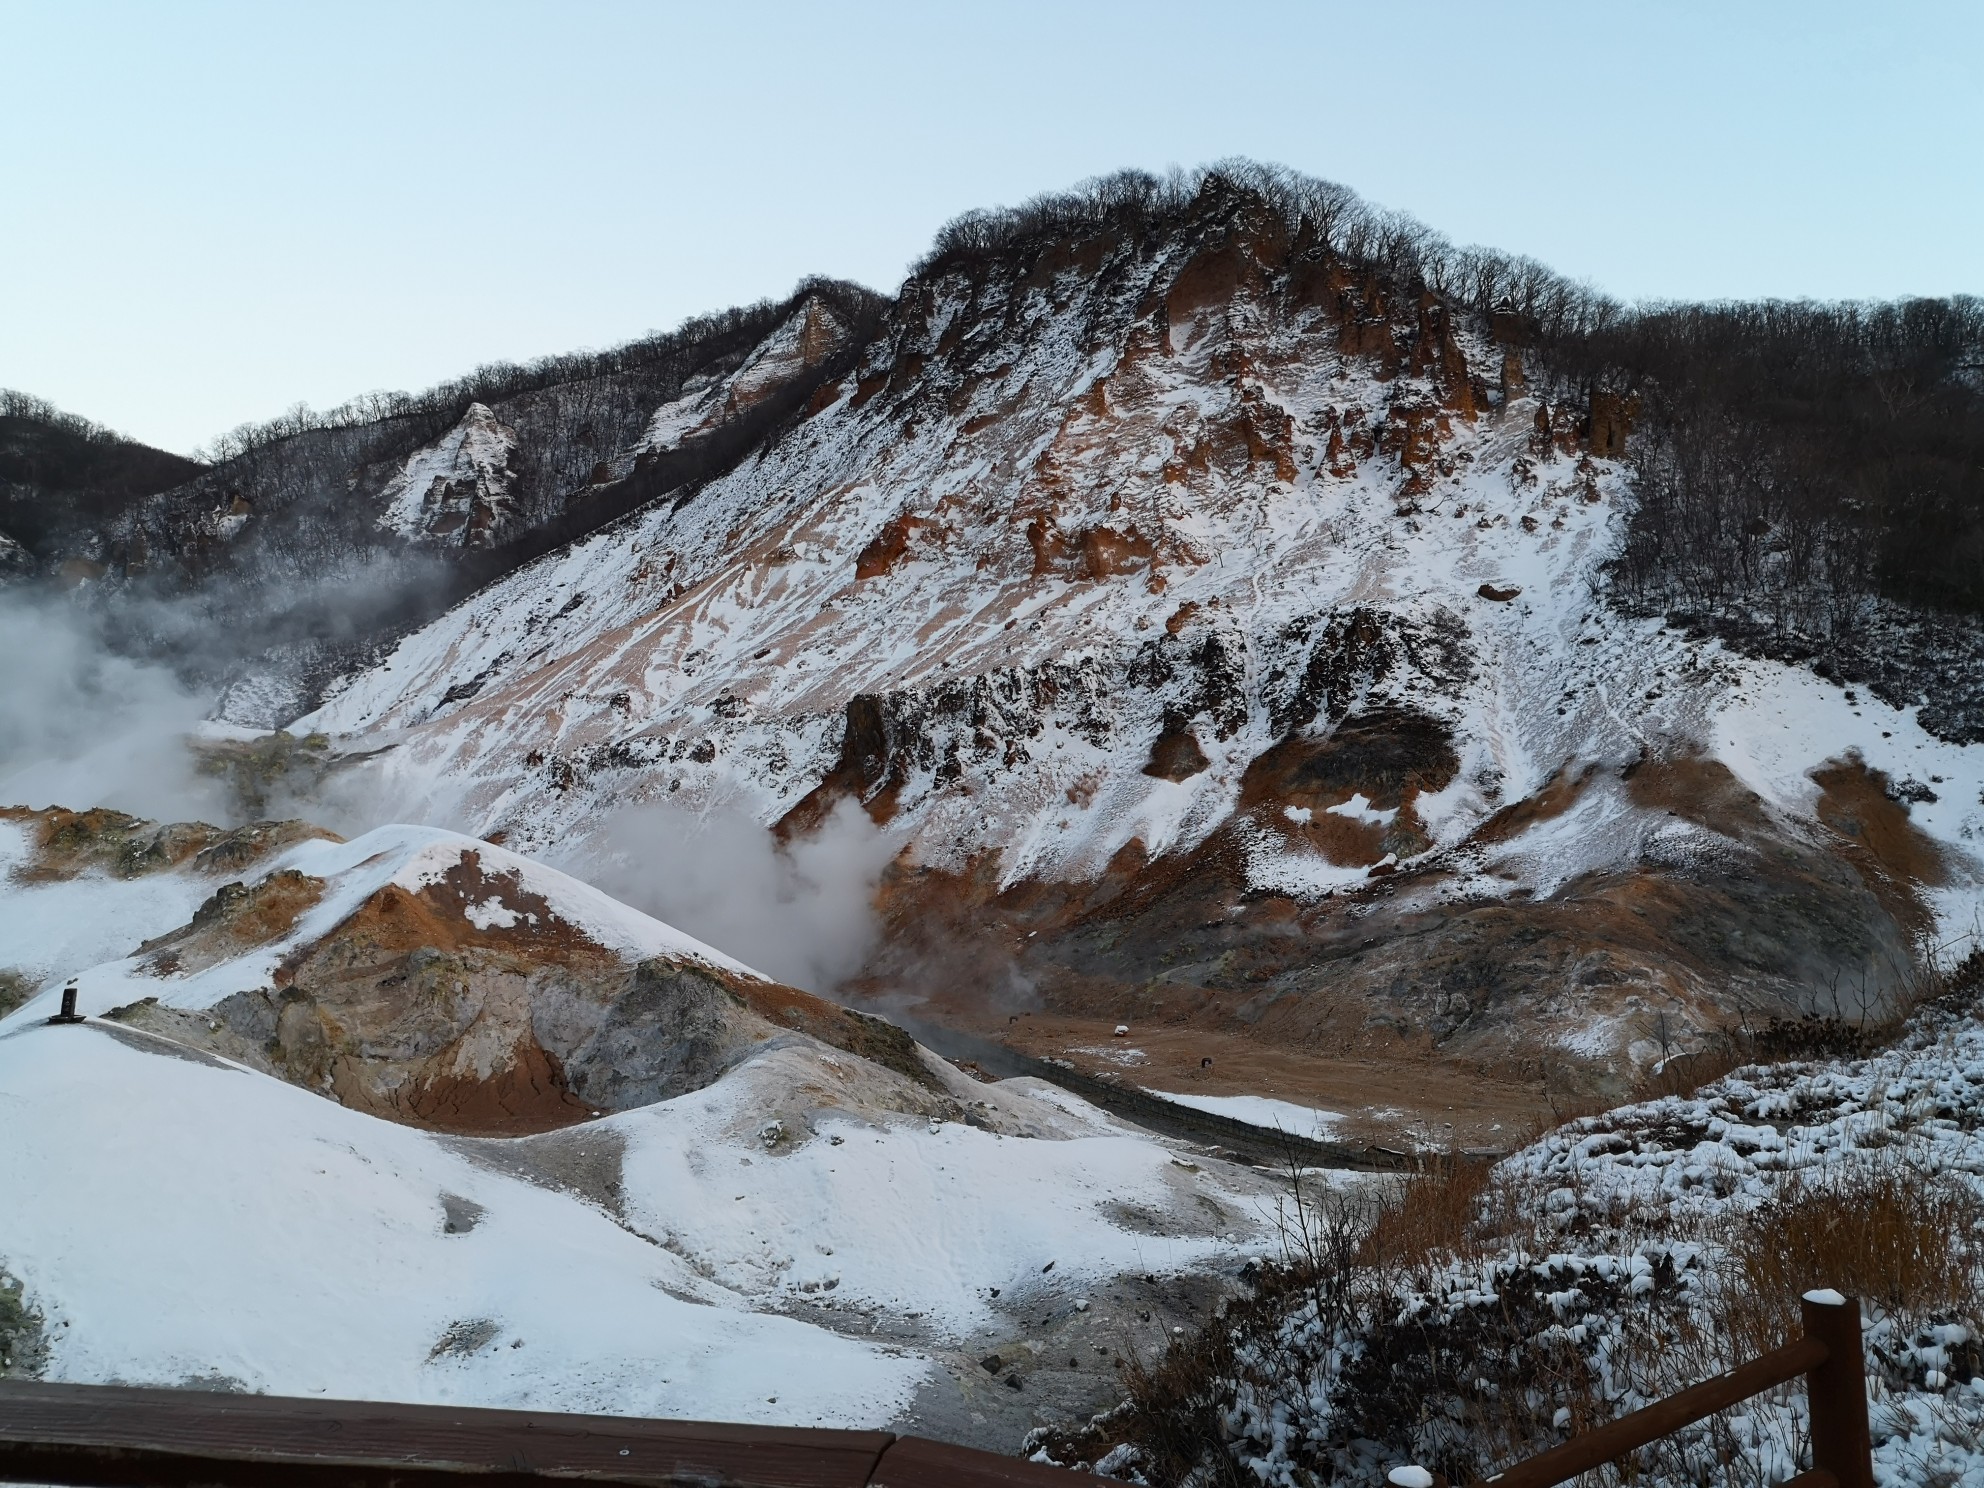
<box><xmin>3</xmin><ymin>0</ymin><xmax>1978</xmax><ymax>455</ymax></box>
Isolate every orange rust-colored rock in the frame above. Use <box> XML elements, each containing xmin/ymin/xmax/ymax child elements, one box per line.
<box><xmin>1586</xmin><ymin>388</ymin><xmax>1639</xmax><ymax>458</ymax></box>
<box><xmin>1080</xmin><ymin>525</ymin><xmax>1154</xmax><ymax>579</ymax></box>
<box><xmin>855</xmin><ymin>510</ymin><xmax>929</xmax><ymax>582</ymax></box>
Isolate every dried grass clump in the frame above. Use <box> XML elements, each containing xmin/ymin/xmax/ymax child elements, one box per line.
<box><xmin>1721</xmin><ymin>1163</ymin><xmax>1984</xmax><ymax>1361</ymax></box>
<box><xmin>1359</xmin><ymin>1152</ymin><xmax>1496</xmax><ymax>1267</ymax></box>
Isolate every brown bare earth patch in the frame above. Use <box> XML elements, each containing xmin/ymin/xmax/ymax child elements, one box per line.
<box><xmin>1079</xmin><ymin>525</ymin><xmax>1154</xmax><ymax>579</ymax></box>
<box><xmin>1624</xmin><ymin>751</ymin><xmax>1777</xmax><ymax>839</ymax></box>
<box><xmin>1470</xmin><ymin>762</ymin><xmax>1598</xmax><ymax>846</ymax></box>
<box><xmin>1811</xmin><ymin>753</ymin><xmax>1946</xmax><ymax>931</ymax></box>
<box><xmin>385</xmin><ymin>1035</ymin><xmax>595</xmax><ymax>1135</ymax></box>
<box><xmin>855</xmin><ymin>510</ymin><xmax>929</xmax><ymax>582</ymax></box>
<box><xmin>1143</xmin><ymin>723</ymin><xmax>1210</xmax><ymax>782</ymax></box>
<box><xmin>1001</xmin><ymin>1014</ymin><xmax>1548</xmax><ymax>1152</ymax></box>
<box><xmin>139</xmin><ymin>868</ymin><xmax>325</xmax><ymax>976</ymax></box>
<box><xmin>2</xmin><ymin>806</ymin><xmax>333</xmax><ymax>884</ymax></box>
<box><xmin>1239</xmin><ymin>708</ymin><xmax>1459</xmax><ymax>814</ymax></box>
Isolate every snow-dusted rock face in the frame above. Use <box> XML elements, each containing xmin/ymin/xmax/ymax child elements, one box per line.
<box><xmin>0</xmin><ymin>527</ymin><xmax>33</xmax><ymax>577</ymax></box>
<box><xmin>376</xmin><ymin>403</ymin><xmax>520</xmax><ymax>547</ymax></box>
<box><xmin>291</xmin><ymin>197</ymin><xmax>1984</xmax><ymax>1092</ymax></box>
<box><xmin>1</xmin><ymin>816</ymin><xmax>970</xmax><ymax>1135</ymax></box>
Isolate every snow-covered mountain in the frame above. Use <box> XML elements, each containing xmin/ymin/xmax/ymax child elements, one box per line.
<box><xmin>4</xmin><ymin>163</ymin><xmax>1983</xmax><ymax>1460</ymax></box>
<box><xmin>267</xmin><ymin>181</ymin><xmax>1982</xmax><ymax>1111</ymax></box>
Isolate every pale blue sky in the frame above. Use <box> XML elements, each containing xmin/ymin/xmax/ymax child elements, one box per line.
<box><xmin>3</xmin><ymin>0</ymin><xmax>1978</xmax><ymax>454</ymax></box>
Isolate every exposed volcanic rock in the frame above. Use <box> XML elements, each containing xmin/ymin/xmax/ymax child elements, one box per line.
<box><xmin>0</xmin><ymin>805</ymin><xmax>333</xmax><ymax>884</ymax></box>
<box><xmin>375</xmin><ymin>403</ymin><xmax>522</xmax><ymax>547</ymax></box>
<box><xmin>73</xmin><ymin>823</ymin><xmax>957</xmax><ymax>1136</ymax></box>
<box><xmin>275</xmin><ymin>174</ymin><xmax>1984</xmax><ymax>1103</ymax></box>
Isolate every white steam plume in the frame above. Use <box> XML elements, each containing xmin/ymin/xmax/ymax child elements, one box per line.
<box><xmin>570</xmin><ymin>798</ymin><xmax>895</xmax><ymax>994</ymax></box>
<box><xmin>0</xmin><ymin>590</ymin><xmax>229</xmax><ymax>823</ymax></box>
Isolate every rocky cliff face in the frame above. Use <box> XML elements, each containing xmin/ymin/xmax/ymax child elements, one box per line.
<box><xmin>271</xmin><ymin>182</ymin><xmax>1983</xmax><ymax>1109</ymax></box>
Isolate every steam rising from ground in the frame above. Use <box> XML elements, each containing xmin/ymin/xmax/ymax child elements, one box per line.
<box><xmin>571</xmin><ymin>799</ymin><xmax>895</xmax><ymax>993</ymax></box>
<box><xmin>0</xmin><ymin>591</ymin><xmax>229</xmax><ymax>822</ymax></box>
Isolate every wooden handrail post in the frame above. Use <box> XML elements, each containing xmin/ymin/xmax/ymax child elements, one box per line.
<box><xmin>1801</xmin><ymin>1289</ymin><xmax>1874</xmax><ymax>1488</ymax></box>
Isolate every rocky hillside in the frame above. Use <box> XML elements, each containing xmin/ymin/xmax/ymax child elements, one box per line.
<box><xmin>0</xmin><ymin>391</ymin><xmax>205</xmax><ymax>574</ymax></box>
<box><xmin>272</xmin><ymin>171</ymin><xmax>1983</xmax><ymax>1117</ymax></box>
<box><xmin>1</xmin><ymin>284</ymin><xmax>884</xmax><ymax>723</ymax></box>
<box><xmin>9</xmin><ymin>165</ymin><xmax>1982</xmax><ymax>1132</ymax></box>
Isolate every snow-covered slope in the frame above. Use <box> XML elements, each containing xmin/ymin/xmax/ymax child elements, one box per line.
<box><xmin>284</xmin><ymin>199</ymin><xmax>1984</xmax><ymax>1092</ymax></box>
<box><xmin>0</xmin><ymin>808</ymin><xmax>1283</xmax><ymax>1428</ymax></box>
<box><xmin>0</xmin><ymin>1014</ymin><xmax>1268</xmax><ymax>1423</ymax></box>
<box><xmin>376</xmin><ymin>403</ymin><xmax>521</xmax><ymax>547</ymax></box>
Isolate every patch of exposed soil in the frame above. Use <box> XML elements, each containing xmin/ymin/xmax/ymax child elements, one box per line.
<box><xmin>854</xmin><ymin>748</ymin><xmax>1932</xmax><ymax>1131</ymax></box>
<box><xmin>139</xmin><ymin>869</ymin><xmax>325</xmax><ymax>976</ymax></box>
<box><xmin>1470</xmin><ymin>761</ymin><xmax>1599</xmax><ymax>846</ymax></box>
<box><xmin>0</xmin><ymin>806</ymin><xmax>333</xmax><ymax>884</ymax></box>
<box><xmin>999</xmin><ymin>1017</ymin><xmax>1544</xmax><ymax>1153</ymax></box>
<box><xmin>1810</xmin><ymin>753</ymin><xmax>1947</xmax><ymax>933</ymax></box>
<box><xmin>1238</xmin><ymin>707</ymin><xmax>1459</xmax><ymax>814</ymax></box>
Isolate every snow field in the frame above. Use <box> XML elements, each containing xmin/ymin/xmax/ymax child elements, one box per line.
<box><xmin>0</xmin><ymin>1019</ymin><xmax>1272</xmax><ymax>1425</ymax></box>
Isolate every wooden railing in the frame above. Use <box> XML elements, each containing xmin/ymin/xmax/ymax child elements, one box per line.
<box><xmin>1389</xmin><ymin>1289</ymin><xmax>1875</xmax><ymax>1488</ymax></box>
<box><xmin>0</xmin><ymin>1380</ymin><xmax>1113</xmax><ymax>1487</ymax></box>
<box><xmin>0</xmin><ymin>1292</ymin><xmax>1877</xmax><ymax>1487</ymax></box>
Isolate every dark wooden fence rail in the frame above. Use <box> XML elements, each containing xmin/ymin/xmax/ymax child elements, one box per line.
<box><xmin>0</xmin><ymin>1381</ymin><xmax>1113</xmax><ymax>1488</ymax></box>
<box><xmin>0</xmin><ymin>1293</ymin><xmax>1875</xmax><ymax>1488</ymax></box>
<box><xmin>1390</xmin><ymin>1290</ymin><xmax>1875</xmax><ymax>1488</ymax></box>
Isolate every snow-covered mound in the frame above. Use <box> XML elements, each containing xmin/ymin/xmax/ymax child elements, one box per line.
<box><xmin>2</xmin><ymin>814</ymin><xmax>995</xmax><ymax>1135</ymax></box>
<box><xmin>0</xmin><ymin>1011</ymin><xmax>1270</xmax><ymax>1424</ymax></box>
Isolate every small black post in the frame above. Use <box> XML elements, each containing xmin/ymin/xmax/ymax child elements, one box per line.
<box><xmin>47</xmin><ymin>982</ymin><xmax>85</xmax><ymax>1025</ymax></box>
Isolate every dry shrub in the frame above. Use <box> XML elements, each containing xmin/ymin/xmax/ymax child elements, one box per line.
<box><xmin>1111</xmin><ymin>1309</ymin><xmax>1248</xmax><ymax>1487</ymax></box>
<box><xmin>1721</xmin><ymin>1163</ymin><xmax>1984</xmax><ymax>1360</ymax></box>
<box><xmin>1359</xmin><ymin>1152</ymin><xmax>1496</xmax><ymax>1268</ymax></box>
<box><xmin>1632</xmin><ymin>1041</ymin><xmax>1747</xmax><ymax>1102</ymax></box>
